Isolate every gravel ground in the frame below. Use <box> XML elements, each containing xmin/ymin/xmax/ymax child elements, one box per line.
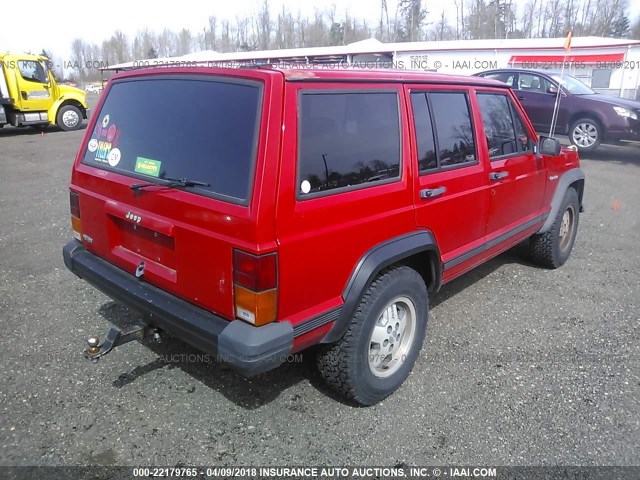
<box><xmin>0</xmin><ymin>106</ymin><xmax>638</xmax><ymax>468</ymax></box>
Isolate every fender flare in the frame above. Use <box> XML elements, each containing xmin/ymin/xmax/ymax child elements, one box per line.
<box><xmin>538</xmin><ymin>168</ymin><xmax>585</xmax><ymax>234</ymax></box>
<box><xmin>322</xmin><ymin>231</ymin><xmax>441</xmax><ymax>344</ymax></box>
<box><xmin>48</xmin><ymin>94</ymin><xmax>89</xmax><ymax>124</ymax></box>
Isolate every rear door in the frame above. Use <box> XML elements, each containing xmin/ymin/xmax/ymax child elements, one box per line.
<box><xmin>406</xmin><ymin>85</ymin><xmax>491</xmax><ymax>282</ymax></box>
<box><xmin>474</xmin><ymin>88</ymin><xmax>546</xmax><ymax>249</ymax></box>
<box><xmin>73</xmin><ymin>70</ymin><xmax>282</xmax><ymax>320</ymax></box>
<box><xmin>513</xmin><ymin>72</ymin><xmax>557</xmax><ymax>131</ymax></box>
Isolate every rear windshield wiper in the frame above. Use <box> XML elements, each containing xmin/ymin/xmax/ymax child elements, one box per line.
<box><xmin>131</xmin><ymin>177</ymin><xmax>210</xmax><ymax>193</ymax></box>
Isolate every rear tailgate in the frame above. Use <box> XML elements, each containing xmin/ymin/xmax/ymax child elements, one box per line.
<box><xmin>71</xmin><ymin>68</ymin><xmax>283</xmax><ymax>320</ymax></box>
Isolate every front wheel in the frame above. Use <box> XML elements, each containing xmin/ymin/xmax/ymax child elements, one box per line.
<box><xmin>317</xmin><ymin>266</ymin><xmax>428</xmax><ymax>405</ymax></box>
<box><xmin>569</xmin><ymin>117</ymin><xmax>601</xmax><ymax>152</ymax></box>
<box><xmin>528</xmin><ymin>188</ymin><xmax>580</xmax><ymax>268</ymax></box>
<box><xmin>56</xmin><ymin>105</ymin><xmax>83</xmax><ymax>131</ymax></box>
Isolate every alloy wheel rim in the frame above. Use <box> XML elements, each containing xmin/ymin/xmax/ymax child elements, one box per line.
<box><xmin>572</xmin><ymin>123</ymin><xmax>597</xmax><ymax>148</ymax></box>
<box><xmin>559</xmin><ymin>205</ymin><xmax>576</xmax><ymax>252</ymax></box>
<box><xmin>368</xmin><ymin>296</ymin><xmax>416</xmax><ymax>378</ymax></box>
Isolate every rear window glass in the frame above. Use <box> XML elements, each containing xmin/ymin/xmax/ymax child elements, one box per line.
<box><xmin>82</xmin><ymin>76</ymin><xmax>261</xmax><ymax>203</ymax></box>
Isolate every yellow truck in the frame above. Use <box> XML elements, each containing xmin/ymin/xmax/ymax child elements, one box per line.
<box><xmin>0</xmin><ymin>52</ymin><xmax>89</xmax><ymax>131</ymax></box>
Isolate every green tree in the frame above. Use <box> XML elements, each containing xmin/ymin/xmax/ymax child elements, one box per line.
<box><xmin>609</xmin><ymin>12</ymin><xmax>630</xmax><ymax>38</ymax></box>
<box><xmin>632</xmin><ymin>17</ymin><xmax>640</xmax><ymax>39</ymax></box>
<box><xmin>39</xmin><ymin>49</ymin><xmax>62</xmax><ymax>81</ymax></box>
<box><xmin>396</xmin><ymin>0</ymin><xmax>427</xmax><ymax>41</ymax></box>
<box><xmin>329</xmin><ymin>22</ymin><xmax>344</xmax><ymax>45</ymax></box>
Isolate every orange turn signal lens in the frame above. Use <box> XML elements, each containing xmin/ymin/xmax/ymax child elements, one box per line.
<box><xmin>71</xmin><ymin>216</ymin><xmax>82</xmax><ymax>240</ymax></box>
<box><xmin>234</xmin><ymin>285</ymin><xmax>277</xmax><ymax>326</ymax></box>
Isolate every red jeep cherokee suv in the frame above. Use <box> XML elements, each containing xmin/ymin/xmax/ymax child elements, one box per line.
<box><xmin>63</xmin><ymin>67</ymin><xmax>584</xmax><ymax>405</ymax></box>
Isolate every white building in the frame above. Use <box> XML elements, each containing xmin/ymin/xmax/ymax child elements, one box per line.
<box><xmin>107</xmin><ymin>36</ymin><xmax>640</xmax><ymax>99</ymax></box>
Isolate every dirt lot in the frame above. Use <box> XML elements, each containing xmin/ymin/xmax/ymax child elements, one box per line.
<box><xmin>0</xmin><ymin>105</ymin><xmax>639</xmax><ymax>467</ymax></box>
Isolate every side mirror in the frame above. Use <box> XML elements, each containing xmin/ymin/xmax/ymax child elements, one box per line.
<box><xmin>547</xmin><ymin>85</ymin><xmax>559</xmax><ymax>94</ymax></box>
<box><xmin>537</xmin><ymin>136</ymin><xmax>561</xmax><ymax>156</ymax></box>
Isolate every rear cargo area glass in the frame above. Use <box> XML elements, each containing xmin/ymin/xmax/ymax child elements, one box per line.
<box><xmin>82</xmin><ymin>76</ymin><xmax>261</xmax><ymax>203</ymax></box>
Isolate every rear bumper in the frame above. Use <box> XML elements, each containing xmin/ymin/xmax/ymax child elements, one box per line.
<box><xmin>63</xmin><ymin>240</ymin><xmax>293</xmax><ymax>376</ymax></box>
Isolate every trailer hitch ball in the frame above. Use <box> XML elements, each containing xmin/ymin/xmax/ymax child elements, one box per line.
<box><xmin>86</xmin><ymin>336</ymin><xmax>101</xmax><ymax>355</ymax></box>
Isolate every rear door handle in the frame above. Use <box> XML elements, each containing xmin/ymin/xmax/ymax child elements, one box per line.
<box><xmin>420</xmin><ymin>186</ymin><xmax>446</xmax><ymax>199</ymax></box>
<box><xmin>517</xmin><ymin>96</ymin><xmax>525</xmax><ymax>100</ymax></box>
<box><xmin>490</xmin><ymin>171</ymin><xmax>509</xmax><ymax>181</ymax></box>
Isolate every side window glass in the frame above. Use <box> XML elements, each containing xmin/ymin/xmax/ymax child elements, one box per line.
<box><xmin>477</xmin><ymin>94</ymin><xmax>517</xmax><ymax>159</ymax></box>
<box><xmin>410</xmin><ymin>93</ymin><xmax>437</xmax><ymax>171</ymax></box>
<box><xmin>478</xmin><ymin>93</ymin><xmax>533</xmax><ymax>158</ymax></box>
<box><xmin>510</xmin><ymin>103</ymin><xmax>533</xmax><ymax>152</ymax></box>
<box><xmin>486</xmin><ymin>73</ymin><xmax>515</xmax><ymax>87</ymax></box>
<box><xmin>519</xmin><ymin>73</ymin><xmax>549</xmax><ymax>94</ymax></box>
<box><xmin>18</xmin><ymin>61</ymin><xmax>47</xmax><ymax>83</ymax></box>
<box><xmin>429</xmin><ymin>92</ymin><xmax>476</xmax><ymax>167</ymax></box>
<box><xmin>298</xmin><ymin>91</ymin><xmax>401</xmax><ymax>196</ymax></box>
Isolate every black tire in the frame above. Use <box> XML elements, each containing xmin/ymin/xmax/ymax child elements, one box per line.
<box><xmin>56</xmin><ymin>105</ymin><xmax>83</xmax><ymax>131</ymax></box>
<box><xmin>316</xmin><ymin>266</ymin><xmax>428</xmax><ymax>405</ymax></box>
<box><xmin>528</xmin><ymin>188</ymin><xmax>580</xmax><ymax>268</ymax></box>
<box><xmin>569</xmin><ymin>117</ymin><xmax>601</xmax><ymax>152</ymax></box>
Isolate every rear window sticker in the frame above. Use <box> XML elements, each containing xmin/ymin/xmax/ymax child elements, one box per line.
<box><xmin>108</xmin><ymin>148</ymin><xmax>121</xmax><ymax>167</ymax></box>
<box><xmin>301</xmin><ymin>180</ymin><xmax>311</xmax><ymax>194</ymax></box>
<box><xmin>93</xmin><ymin>122</ymin><xmax>105</xmax><ymax>138</ymax></box>
<box><xmin>106</xmin><ymin>124</ymin><xmax>118</xmax><ymax>142</ymax></box>
<box><xmin>95</xmin><ymin>140</ymin><xmax>113</xmax><ymax>162</ymax></box>
<box><xmin>134</xmin><ymin>157</ymin><xmax>161</xmax><ymax>177</ymax></box>
<box><xmin>94</xmin><ymin>121</ymin><xmax>121</xmax><ymax>142</ymax></box>
<box><xmin>102</xmin><ymin>115</ymin><xmax>110</xmax><ymax>128</ymax></box>
<box><xmin>92</xmin><ymin>122</ymin><xmax>122</xmax><ymax>164</ymax></box>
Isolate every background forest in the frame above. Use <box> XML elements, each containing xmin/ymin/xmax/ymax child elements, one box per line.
<box><xmin>48</xmin><ymin>0</ymin><xmax>639</xmax><ymax>81</ymax></box>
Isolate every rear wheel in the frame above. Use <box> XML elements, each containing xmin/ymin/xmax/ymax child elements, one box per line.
<box><xmin>528</xmin><ymin>188</ymin><xmax>580</xmax><ymax>268</ymax></box>
<box><xmin>317</xmin><ymin>266</ymin><xmax>428</xmax><ymax>405</ymax></box>
<box><xmin>57</xmin><ymin>105</ymin><xmax>83</xmax><ymax>131</ymax></box>
<box><xmin>569</xmin><ymin>117</ymin><xmax>601</xmax><ymax>152</ymax></box>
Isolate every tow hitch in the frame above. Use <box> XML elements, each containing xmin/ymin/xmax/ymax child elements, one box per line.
<box><xmin>83</xmin><ymin>323</ymin><xmax>159</xmax><ymax>361</ymax></box>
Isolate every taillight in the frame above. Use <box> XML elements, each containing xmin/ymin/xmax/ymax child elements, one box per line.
<box><xmin>233</xmin><ymin>251</ymin><xmax>277</xmax><ymax>291</ymax></box>
<box><xmin>69</xmin><ymin>190</ymin><xmax>81</xmax><ymax>240</ymax></box>
<box><xmin>233</xmin><ymin>250</ymin><xmax>277</xmax><ymax>326</ymax></box>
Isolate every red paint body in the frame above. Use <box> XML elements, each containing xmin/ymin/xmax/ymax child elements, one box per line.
<box><xmin>70</xmin><ymin>67</ymin><xmax>580</xmax><ymax>352</ymax></box>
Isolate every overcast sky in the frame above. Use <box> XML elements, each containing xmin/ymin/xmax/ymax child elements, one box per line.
<box><xmin>2</xmin><ymin>0</ymin><xmax>639</xmax><ymax>59</ymax></box>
